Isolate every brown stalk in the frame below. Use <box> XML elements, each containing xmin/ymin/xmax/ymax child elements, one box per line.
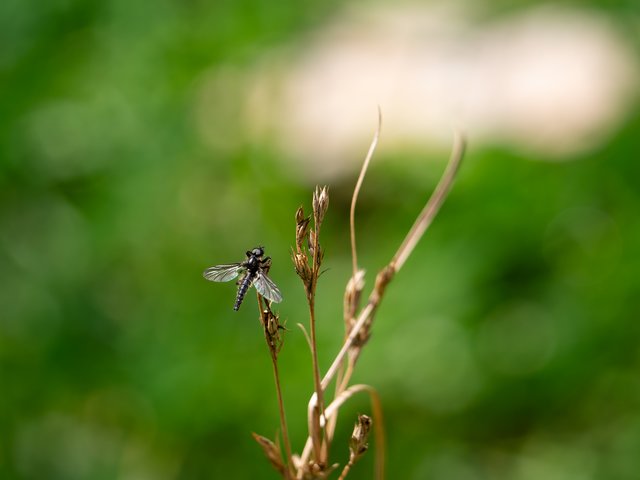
<box><xmin>328</xmin><ymin>111</ymin><xmax>381</xmax><ymax>451</ymax></box>
<box><xmin>325</xmin><ymin>385</ymin><xmax>384</xmax><ymax>480</ymax></box>
<box><xmin>310</xmin><ymin>187</ymin><xmax>329</xmax><ymax>467</ymax></box>
<box><xmin>298</xmin><ymin>131</ymin><xmax>466</xmax><ymax>472</ymax></box>
<box><xmin>308</xmin><ymin>294</ymin><xmax>324</xmax><ymax>465</ymax></box>
<box><xmin>350</xmin><ymin>107</ymin><xmax>381</xmax><ymax>278</ymax></box>
<box><xmin>324</xmin><ymin>131</ymin><xmax>465</xmax><ymax>389</ymax></box>
<box><xmin>391</xmin><ymin>130</ymin><xmax>466</xmax><ymax>271</ymax></box>
<box><xmin>337</xmin><ymin>413</ymin><xmax>372</xmax><ymax>480</ymax></box>
<box><xmin>293</xmin><ymin>189</ymin><xmax>330</xmax><ymax>470</ymax></box>
<box><xmin>253</xmin><ymin>433</ymin><xmax>287</xmax><ymax>477</ymax></box>
<box><xmin>257</xmin><ymin>293</ymin><xmax>295</xmax><ymax>479</ymax></box>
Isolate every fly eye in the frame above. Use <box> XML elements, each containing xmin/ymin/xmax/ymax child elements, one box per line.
<box><xmin>252</xmin><ymin>248</ymin><xmax>263</xmax><ymax>256</ymax></box>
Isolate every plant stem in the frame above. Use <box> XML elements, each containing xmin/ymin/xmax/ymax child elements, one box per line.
<box><xmin>321</xmin><ymin>300</ymin><xmax>375</xmax><ymax>390</ymax></box>
<box><xmin>270</xmin><ymin>352</ymin><xmax>295</xmax><ymax>479</ymax></box>
<box><xmin>323</xmin><ymin>131</ymin><xmax>466</xmax><ymax>390</ymax></box>
<box><xmin>258</xmin><ymin>294</ymin><xmax>295</xmax><ymax>479</ymax></box>
<box><xmin>350</xmin><ymin>108</ymin><xmax>381</xmax><ymax>278</ymax></box>
<box><xmin>308</xmin><ymin>282</ymin><xmax>326</xmax><ymax>464</ymax></box>
<box><xmin>391</xmin><ymin>130</ymin><xmax>465</xmax><ymax>271</ymax></box>
<box><xmin>337</xmin><ymin>461</ymin><xmax>354</xmax><ymax>480</ymax></box>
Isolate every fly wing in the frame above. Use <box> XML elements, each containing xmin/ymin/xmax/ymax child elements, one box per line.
<box><xmin>253</xmin><ymin>271</ymin><xmax>283</xmax><ymax>303</ymax></box>
<box><xmin>203</xmin><ymin>263</ymin><xmax>244</xmax><ymax>282</ymax></box>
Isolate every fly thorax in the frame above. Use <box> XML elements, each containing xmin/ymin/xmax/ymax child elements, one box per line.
<box><xmin>247</xmin><ymin>256</ymin><xmax>258</xmax><ymax>269</ymax></box>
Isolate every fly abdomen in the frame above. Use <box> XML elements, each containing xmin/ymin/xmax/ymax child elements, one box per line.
<box><xmin>234</xmin><ymin>272</ymin><xmax>256</xmax><ymax>311</ymax></box>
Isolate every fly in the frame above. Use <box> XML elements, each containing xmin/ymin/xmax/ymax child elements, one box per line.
<box><xmin>203</xmin><ymin>246</ymin><xmax>283</xmax><ymax>311</ymax></box>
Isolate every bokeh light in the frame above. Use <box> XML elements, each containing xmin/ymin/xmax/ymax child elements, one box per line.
<box><xmin>1</xmin><ymin>0</ymin><xmax>639</xmax><ymax>479</ymax></box>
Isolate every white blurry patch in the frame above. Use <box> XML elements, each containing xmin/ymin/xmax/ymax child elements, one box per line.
<box><xmin>195</xmin><ymin>3</ymin><xmax>639</xmax><ymax>179</ymax></box>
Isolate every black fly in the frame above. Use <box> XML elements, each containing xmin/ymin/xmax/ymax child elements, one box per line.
<box><xmin>203</xmin><ymin>246</ymin><xmax>283</xmax><ymax>311</ymax></box>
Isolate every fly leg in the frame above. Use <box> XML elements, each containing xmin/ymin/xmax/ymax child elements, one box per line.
<box><xmin>259</xmin><ymin>256</ymin><xmax>272</xmax><ymax>275</ymax></box>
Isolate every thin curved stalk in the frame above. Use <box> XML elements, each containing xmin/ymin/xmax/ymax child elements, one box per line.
<box><xmin>350</xmin><ymin>107</ymin><xmax>382</xmax><ymax>277</ymax></box>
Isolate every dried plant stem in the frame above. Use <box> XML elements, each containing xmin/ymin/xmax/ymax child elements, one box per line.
<box><xmin>391</xmin><ymin>130</ymin><xmax>466</xmax><ymax>271</ymax></box>
<box><xmin>338</xmin><ymin>357</ymin><xmax>356</xmax><ymax>399</ymax></box>
<box><xmin>308</xmin><ymin>289</ymin><xmax>326</xmax><ymax>464</ymax></box>
<box><xmin>318</xmin><ymin>115</ymin><xmax>382</xmax><ymax>478</ymax></box>
<box><xmin>325</xmin><ymin>385</ymin><xmax>385</xmax><ymax>480</ymax></box>
<box><xmin>337</xmin><ymin>459</ymin><xmax>354</xmax><ymax>480</ymax></box>
<box><xmin>350</xmin><ymin>108</ymin><xmax>381</xmax><ymax>277</ymax></box>
<box><xmin>322</xmin><ymin>301</ymin><xmax>376</xmax><ymax>391</ymax></box>
<box><xmin>308</xmin><ymin>187</ymin><xmax>331</xmax><ymax>466</ymax></box>
<box><xmin>326</xmin><ymin>131</ymin><xmax>465</xmax><ymax>389</ymax></box>
<box><xmin>296</xmin><ymin>323</ymin><xmax>313</xmax><ymax>351</ymax></box>
<box><xmin>324</xmin><ymin>355</ymin><xmax>356</xmax><ymax>448</ymax></box>
<box><xmin>292</xmin><ymin>187</ymin><xmax>330</xmax><ymax>474</ymax></box>
<box><xmin>272</xmin><ymin>359</ymin><xmax>295</xmax><ymax>480</ymax></box>
<box><xmin>299</xmin><ymin>382</ymin><xmax>385</xmax><ymax>479</ymax></box>
<box><xmin>299</xmin><ymin>131</ymin><xmax>466</xmax><ymax>472</ymax></box>
<box><xmin>258</xmin><ymin>294</ymin><xmax>295</xmax><ymax>479</ymax></box>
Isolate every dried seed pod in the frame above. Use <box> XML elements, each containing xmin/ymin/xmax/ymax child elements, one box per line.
<box><xmin>252</xmin><ymin>433</ymin><xmax>286</xmax><ymax>476</ymax></box>
<box><xmin>262</xmin><ymin>307</ymin><xmax>284</xmax><ymax>354</ymax></box>
<box><xmin>292</xmin><ymin>250</ymin><xmax>312</xmax><ymax>284</ymax></box>
<box><xmin>308</xmin><ymin>229</ymin><xmax>316</xmax><ymax>253</ymax></box>
<box><xmin>344</xmin><ymin>269</ymin><xmax>366</xmax><ymax>329</ymax></box>
<box><xmin>312</xmin><ymin>185</ymin><xmax>329</xmax><ymax>226</ymax></box>
<box><xmin>295</xmin><ymin>207</ymin><xmax>311</xmax><ymax>252</ymax></box>
<box><xmin>349</xmin><ymin>414</ymin><xmax>372</xmax><ymax>461</ymax></box>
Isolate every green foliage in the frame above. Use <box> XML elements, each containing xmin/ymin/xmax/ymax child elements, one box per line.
<box><xmin>1</xmin><ymin>1</ymin><xmax>639</xmax><ymax>479</ymax></box>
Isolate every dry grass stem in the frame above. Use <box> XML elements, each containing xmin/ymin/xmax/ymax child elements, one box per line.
<box><xmin>253</xmin><ymin>433</ymin><xmax>287</xmax><ymax>477</ymax></box>
<box><xmin>319</xmin><ymin>115</ymin><xmax>381</xmax><ymax>474</ymax></box>
<box><xmin>343</xmin><ymin>269</ymin><xmax>366</xmax><ymax>336</ymax></box>
<box><xmin>324</xmin><ymin>385</ymin><xmax>385</xmax><ymax>480</ymax></box>
<box><xmin>257</xmin><ymin>293</ymin><xmax>295</xmax><ymax>479</ymax></box>
<box><xmin>391</xmin><ymin>130</ymin><xmax>466</xmax><ymax>271</ymax></box>
<box><xmin>337</xmin><ymin>414</ymin><xmax>372</xmax><ymax>480</ymax></box>
<box><xmin>321</xmin><ymin>131</ymin><xmax>466</xmax><ymax>391</ymax></box>
<box><xmin>295</xmin><ymin>131</ymin><xmax>466</xmax><ymax>476</ymax></box>
<box><xmin>246</xmin><ymin>124</ymin><xmax>465</xmax><ymax>479</ymax></box>
<box><xmin>350</xmin><ymin>108</ymin><xmax>382</xmax><ymax>278</ymax></box>
<box><xmin>292</xmin><ymin>188</ymin><xmax>331</xmax><ymax>470</ymax></box>
<box><xmin>296</xmin><ymin>323</ymin><xmax>314</xmax><ymax>352</ymax></box>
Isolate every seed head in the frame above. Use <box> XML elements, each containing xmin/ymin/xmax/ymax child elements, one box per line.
<box><xmin>344</xmin><ymin>269</ymin><xmax>366</xmax><ymax>330</ymax></box>
<box><xmin>307</xmin><ymin>229</ymin><xmax>318</xmax><ymax>264</ymax></box>
<box><xmin>252</xmin><ymin>433</ymin><xmax>286</xmax><ymax>476</ymax></box>
<box><xmin>295</xmin><ymin>206</ymin><xmax>311</xmax><ymax>252</ymax></box>
<box><xmin>349</xmin><ymin>414</ymin><xmax>372</xmax><ymax>461</ymax></box>
<box><xmin>292</xmin><ymin>249</ymin><xmax>312</xmax><ymax>285</ymax></box>
<box><xmin>312</xmin><ymin>186</ymin><xmax>329</xmax><ymax>226</ymax></box>
<box><xmin>261</xmin><ymin>306</ymin><xmax>284</xmax><ymax>355</ymax></box>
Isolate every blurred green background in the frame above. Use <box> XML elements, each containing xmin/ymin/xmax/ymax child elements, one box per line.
<box><xmin>1</xmin><ymin>0</ymin><xmax>640</xmax><ymax>479</ymax></box>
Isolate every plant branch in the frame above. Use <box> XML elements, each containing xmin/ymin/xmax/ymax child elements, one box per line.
<box><xmin>350</xmin><ymin>107</ymin><xmax>381</xmax><ymax>278</ymax></box>
<box><xmin>293</xmin><ymin>188</ymin><xmax>330</xmax><ymax>470</ymax></box>
<box><xmin>391</xmin><ymin>130</ymin><xmax>466</xmax><ymax>271</ymax></box>
<box><xmin>309</xmin><ymin>212</ymin><xmax>326</xmax><ymax>464</ymax></box>
<box><xmin>257</xmin><ymin>293</ymin><xmax>295</xmax><ymax>479</ymax></box>
<box><xmin>324</xmin><ymin>131</ymin><xmax>465</xmax><ymax>389</ymax></box>
<box><xmin>325</xmin><ymin>385</ymin><xmax>385</xmax><ymax>480</ymax></box>
<box><xmin>298</xmin><ymin>131</ymin><xmax>466</xmax><ymax>471</ymax></box>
